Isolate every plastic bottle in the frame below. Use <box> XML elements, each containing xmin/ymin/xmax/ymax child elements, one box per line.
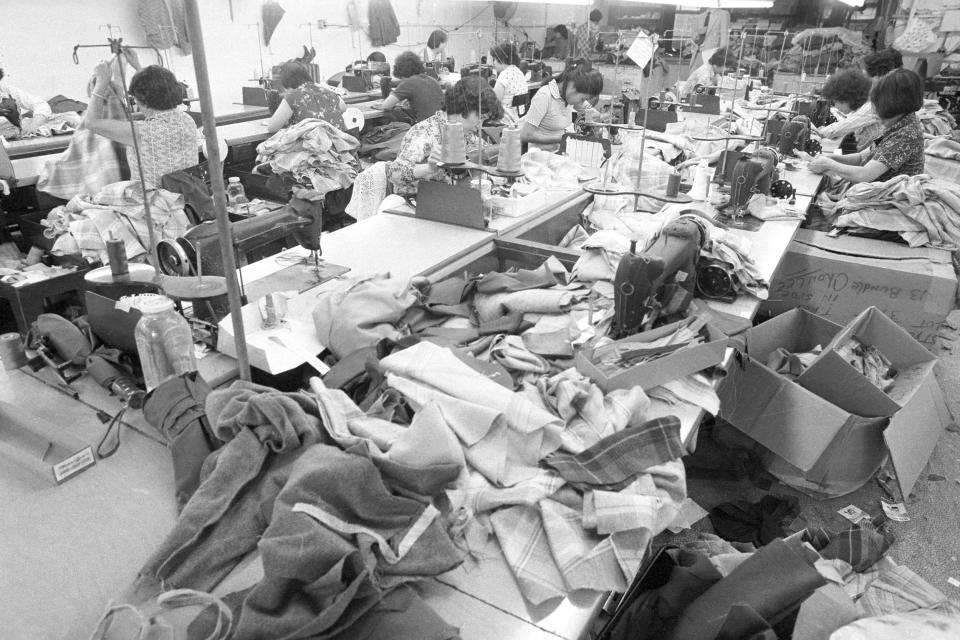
<box><xmin>226</xmin><ymin>177</ymin><xmax>249</xmax><ymax>205</ymax></box>
<box><xmin>134</xmin><ymin>295</ymin><xmax>198</xmax><ymax>391</ymax></box>
<box><xmin>690</xmin><ymin>159</ymin><xmax>711</xmax><ymax>201</ymax></box>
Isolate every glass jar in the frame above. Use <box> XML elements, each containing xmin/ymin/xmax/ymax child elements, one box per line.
<box><xmin>134</xmin><ymin>295</ymin><xmax>197</xmax><ymax>391</ymax></box>
<box><xmin>226</xmin><ymin>177</ymin><xmax>249</xmax><ymax>205</ymax></box>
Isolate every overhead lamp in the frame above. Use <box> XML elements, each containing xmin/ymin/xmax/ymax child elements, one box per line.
<box><xmin>463</xmin><ymin>0</ymin><xmax>593</xmax><ymax>5</ymax></box>
<box><xmin>836</xmin><ymin>0</ymin><xmax>866</xmax><ymax>7</ymax></box>
<box><xmin>621</xmin><ymin>0</ymin><xmax>774</xmax><ymax>8</ymax></box>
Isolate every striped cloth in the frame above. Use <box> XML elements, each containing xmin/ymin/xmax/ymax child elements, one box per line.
<box><xmin>542</xmin><ymin>416</ymin><xmax>684</xmax><ymax>491</ymax></box>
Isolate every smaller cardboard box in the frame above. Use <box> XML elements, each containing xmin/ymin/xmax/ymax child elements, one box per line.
<box><xmin>486</xmin><ymin>184</ymin><xmax>546</xmax><ymax>219</ymax></box>
<box><xmin>719</xmin><ymin>308</ymin><xmax>951</xmax><ymax>497</ymax></box>
<box><xmin>796</xmin><ymin>307</ymin><xmax>938</xmax><ymax>418</ymax></box>
<box><xmin>576</xmin><ymin>319</ymin><xmax>728</xmax><ymax>392</ymax></box>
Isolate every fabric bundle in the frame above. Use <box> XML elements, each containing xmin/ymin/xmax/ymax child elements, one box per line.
<box><xmin>833</xmin><ymin>173</ymin><xmax>960</xmax><ymax>248</ymax></box>
<box><xmin>255</xmin><ymin>118</ymin><xmax>360</xmax><ymax>197</ymax></box>
<box><xmin>774</xmin><ymin>28</ymin><xmax>870</xmax><ymax>75</ymax></box>
<box><xmin>43</xmin><ymin>180</ymin><xmax>190</xmax><ymax>263</ymax></box>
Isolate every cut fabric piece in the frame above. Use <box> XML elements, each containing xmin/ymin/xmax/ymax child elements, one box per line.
<box><xmin>708</xmin><ymin>494</ymin><xmax>800</xmax><ymax>547</ymax></box>
<box><xmin>792</xmin><ymin>583</ymin><xmax>860</xmax><ymax>640</ymax></box>
<box><xmin>858</xmin><ymin>564</ymin><xmax>948</xmax><ymax>617</ymax></box>
<box><xmin>476</xmin><ymin>263</ymin><xmax>558</xmax><ymax>293</ymax></box>
<box><xmin>830</xmin><ymin>609</ymin><xmax>960</xmax><ymax>640</ymax></box>
<box><xmin>542</xmin><ymin>416</ymin><xmax>683</xmax><ymax>491</ymax></box>
<box><xmin>817</xmin><ymin>520</ymin><xmax>896</xmax><ymax>573</ymax></box>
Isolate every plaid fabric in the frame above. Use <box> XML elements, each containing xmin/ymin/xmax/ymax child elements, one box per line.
<box><xmin>542</xmin><ymin>416</ymin><xmax>683</xmax><ymax>490</ymax></box>
<box><xmin>452</xmin><ymin>468</ymin><xmax>566</xmax><ymax>513</ymax></box>
<box><xmin>859</xmin><ymin>565</ymin><xmax>947</xmax><ymax>617</ymax></box>
<box><xmin>490</xmin><ymin>505</ymin><xmax>568</xmax><ymax>605</ymax></box>
<box><xmin>818</xmin><ymin>521</ymin><xmax>895</xmax><ymax>573</ymax></box>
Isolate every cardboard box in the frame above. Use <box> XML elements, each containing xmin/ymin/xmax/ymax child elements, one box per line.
<box><xmin>797</xmin><ymin>307</ymin><xmax>938</xmax><ymax>418</ymax></box>
<box><xmin>762</xmin><ymin>229</ymin><xmax>957</xmax><ymax>349</ymax></box>
<box><xmin>576</xmin><ymin>319</ymin><xmax>728</xmax><ymax>392</ymax></box>
<box><xmin>719</xmin><ymin>308</ymin><xmax>951</xmax><ymax>497</ymax></box>
<box><xmin>485</xmin><ymin>185</ymin><xmax>546</xmax><ymax>219</ymax></box>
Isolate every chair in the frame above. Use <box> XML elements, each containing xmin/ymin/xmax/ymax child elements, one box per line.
<box><xmin>512</xmin><ymin>93</ymin><xmax>532</xmax><ymax>118</ymax></box>
<box><xmin>685</xmin><ymin>94</ymin><xmax>721</xmax><ymax>115</ymax></box>
<box><xmin>635</xmin><ymin>109</ymin><xmax>678</xmax><ymax>133</ymax></box>
<box><xmin>559</xmin><ymin>133</ymin><xmax>612</xmax><ymax>170</ymax></box>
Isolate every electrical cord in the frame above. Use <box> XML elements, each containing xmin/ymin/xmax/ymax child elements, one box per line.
<box><xmin>96</xmin><ymin>406</ymin><xmax>126</xmax><ymax>459</ymax></box>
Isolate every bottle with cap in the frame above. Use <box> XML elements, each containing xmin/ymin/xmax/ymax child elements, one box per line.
<box><xmin>226</xmin><ymin>176</ymin><xmax>249</xmax><ymax>205</ymax></box>
<box><xmin>134</xmin><ymin>295</ymin><xmax>198</xmax><ymax>391</ymax></box>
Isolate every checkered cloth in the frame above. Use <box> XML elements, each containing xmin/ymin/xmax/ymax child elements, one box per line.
<box><xmin>859</xmin><ymin>565</ymin><xmax>947</xmax><ymax>617</ymax></box>
<box><xmin>542</xmin><ymin>416</ymin><xmax>684</xmax><ymax>491</ymax></box>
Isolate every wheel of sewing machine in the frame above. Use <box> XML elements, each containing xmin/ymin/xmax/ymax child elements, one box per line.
<box><xmin>157</xmin><ymin>238</ymin><xmax>197</xmax><ymax>277</ymax></box>
<box><xmin>696</xmin><ymin>262</ymin><xmax>738</xmax><ymax>303</ymax></box>
<box><xmin>770</xmin><ymin>179</ymin><xmax>795</xmax><ymax>200</ymax></box>
<box><xmin>804</xmin><ymin>138</ymin><xmax>822</xmax><ymax>156</ymax></box>
<box><xmin>694</xmin><ymin>84</ymin><xmax>706</xmax><ymax>94</ymax></box>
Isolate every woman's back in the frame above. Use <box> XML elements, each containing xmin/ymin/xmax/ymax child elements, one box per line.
<box><xmin>128</xmin><ymin>109</ymin><xmax>198</xmax><ymax>187</ymax></box>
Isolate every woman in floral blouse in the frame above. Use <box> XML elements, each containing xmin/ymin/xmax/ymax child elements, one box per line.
<box><xmin>387</xmin><ymin>78</ymin><xmax>502</xmax><ymax>196</ymax></box>
<box><xmin>809</xmin><ymin>69</ymin><xmax>925</xmax><ymax>184</ymax></box>
<box><xmin>267</xmin><ymin>61</ymin><xmax>347</xmax><ymax>133</ymax></box>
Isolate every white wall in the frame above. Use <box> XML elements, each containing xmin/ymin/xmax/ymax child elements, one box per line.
<box><xmin>1</xmin><ymin>0</ymin><xmax>605</xmax><ymax>111</ymax></box>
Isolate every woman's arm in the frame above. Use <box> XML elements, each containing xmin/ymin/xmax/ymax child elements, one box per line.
<box><xmin>386</xmin><ymin>126</ymin><xmax>440</xmax><ymax>191</ymax></box>
<box><xmin>519</xmin><ymin>120</ymin><xmax>565</xmax><ymax>145</ymax></box>
<box><xmin>266</xmin><ymin>99</ymin><xmax>294</xmax><ymax>133</ymax></box>
<box><xmin>809</xmin><ymin>155</ymin><xmax>887</xmax><ymax>183</ymax></box>
<box><xmin>83</xmin><ymin>62</ymin><xmax>134</xmax><ymax>146</ymax></box>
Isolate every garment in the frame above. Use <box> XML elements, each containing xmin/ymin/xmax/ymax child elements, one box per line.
<box><xmin>679</xmin><ymin>63</ymin><xmax>718</xmax><ymax>98</ymax></box>
<box><xmin>255</xmin><ymin>117</ymin><xmax>359</xmax><ymax>196</ymax></box>
<box><xmin>574</xmin><ymin>22</ymin><xmax>600</xmax><ymax>58</ymax></box>
<box><xmin>137</xmin><ymin>0</ymin><xmax>190</xmax><ymax>53</ymax></box>
<box><xmin>261</xmin><ymin>0</ymin><xmax>286</xmax><ymax>47</ymax></box>
<box><xmin>0</xmin><ymin>80</ymin><xmax>52</xmax><ymax>120</ymax></box>
<box><xmin>858</xmin><ymin>564</ymin><xmax>949</xmax><ymax>617</ymax></box>
<box><xmin>386</xmin><ymin>111</ymin><xmax>480</xmax><ymax>196</ymax></box>
<box><xmin>368</xmin><ymin>0</ymin><xmax>401</xmax><ymax>47</ymax></box>
<box><xmin>868</xmin><ymin>112</ymin><xmax>925</xmax><ymax>182</ymax></box>
<box><xmin>522</xmin><ymin>80</ymin><xmax>571</xmax><ymax>151</ymax></box>
<box><xmin>422</xmin><ymin>47</ymin><xmax>445</xmax><ymax>64</ymax></box>
<box><xmin>345</xmin><ymin>160</ymin><xmax>388</xmax><ymax>221</ymax></box>
<box><xmin>818</xmin><ymin>102</ymin><xmax>883</xmax><ymax>152</ymax></box>
<box><xmin>392</xmin><ymin>74</ymin><xmax>444</xmax><ymax>123</ymax></box>
<box><xmin>698</xmin><ymin>9</ymin><xmax>730</xmax><ymax>51</ymax></box>
<box><xmin>495</xmin><ymin>65</ymin><xmax>528</xmax><ymax>124</ymax></box>
<box><xmin>126</xmin><ymin>109</ymin><xmax>198</xmax><ymax>188</ymax></box>
<box><xmin>284</xmin><ymin>82</ymin><xmax>346</xmax><ymax>130</ymax></box>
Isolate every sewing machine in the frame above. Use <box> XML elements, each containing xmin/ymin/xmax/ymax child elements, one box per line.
<box><xmin>723</xmin><ymin>147</ymin><xmax>795</xmax><ymax>214</ymax></box>
<box><xmin>460</xmin><ymin>63</ymin><xmax>495</xmax><ymax>81</ymax></box>
<box><xmin>611</xmin><ymin>216</ymin><xmax>709</xmax><ymax>337</ymax></box>
<box><xmin>156</xmin><ymin>199</ymin><xmax>323</xmax><ymax>279</ymax></box>
<box><xmin>519</xmin><ymin>60</ymin><xmax>551</xmax><ymax>82</ymax></box>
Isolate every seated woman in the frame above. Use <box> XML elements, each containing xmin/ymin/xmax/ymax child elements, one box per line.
<box><xmin>386</xmin><ymin>78</ymin><xmax>502</xmax><ymax>197</ymax></box>
<box><xmin>816</xmin><ymin>68</ymin><xmax>883</xmax><ymax>153</ymax></box>
<box><xmin>544</xmin><ymin>25</ymin><xmax>571</xmax><ymax>60</ymax></box>
<box><xmin>808</xmin><ymin>69</ymin><xmax>925</xmax><ymax>184</ymax></box>
<box><xmin>0</xmin><ymin>67</ymin><xmax>52</xmax><ymax>138</ymax></box>
<box><xmin>490</xmin><ymin>43</ymin><xmax>527</xmax><ymax>125</ymax></box>
<box><xmin>422</xmin><ymin>30</ymin><xmax>448</xmax><ymax>65</ymax></box>
<box><xmin>376</xmin><ymin>51</ymin><xmax>444</xmax><ymax>124</ymax></box>
<box><xmin>520</xmin><ymin>58</ymin><xmax>603</xmax><ymax>151</ymax></box>
<box><xmin>267</xmin><ymin>61</ymin><xmax>347</xmax><ymax>133</ymax></box>
<box><xmin>679</xmin><ymin>48</ymin><xmax>729</xmax><ymax>98</ymax></box>
<box><xmin>84</xmin><ymin>63</ymin><xmax>197</xmax><ymax>188</ymax></box>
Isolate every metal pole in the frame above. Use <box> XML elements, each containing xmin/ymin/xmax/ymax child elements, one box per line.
<box><xmin>184</xmin><ymin>0</ymin><xmax>252</xmax><ymax>381</ymax></box>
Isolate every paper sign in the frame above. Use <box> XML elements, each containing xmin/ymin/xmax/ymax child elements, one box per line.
<box><xmin>880</xmin><ymin>499</ymin><xmax>910</xmax><ymax>522</ymax></box>
<box><xmin>626</xmin><ymin>34</ymin><xmax>654</xmax><ymax>69</ymax></box>
<box><xmin>837</xmin><ymin>504</ymin><xmax>870</xmax><ymax>524</ymax></box>
<box><xmin>52</xmin><ymin>446</ymin><xmax>96</xmax><ymax>484</ymax></box>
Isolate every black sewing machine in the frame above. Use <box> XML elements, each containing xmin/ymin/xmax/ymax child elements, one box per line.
<box><xmin>460</xmin><ymin>63</ymin><xmax>495</xmax><ymax>81</ymax></box>
<box><xmin>611</xmin><ymin>216</ymin><xmax>709</xmax><ymax>338</ymax></box>
<box><xmin>519</xmin><ymin>59</ymin><xmax>551</xmax><ymax>82</ymax></box>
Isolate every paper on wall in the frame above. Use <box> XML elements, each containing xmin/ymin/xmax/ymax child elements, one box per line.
<box><xmin>626</xmin><ymin>34</ymin><xmax>655</xmax><ymax>69</ymax></box>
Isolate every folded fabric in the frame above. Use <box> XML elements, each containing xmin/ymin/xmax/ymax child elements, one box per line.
<box><xmin>475</xmin><ymin>262</ymin><xmax>557</xmax><ymax>293</ymax></box>
<box><xmin>474</xmin><ymin>288</ymin><xmax>576</xmax><ymax>323</ymax></box>
<box><xmin>817</xmin><ymin>520</ymin><xmax>895</xmax><ymax>573</ymax></box>
<box><xmin>487</xmin><ymin>333</ymin><xmax>551</xmax><ymax>375</ymax></box>
<box><xmin>542</xmin><ymin>416</ymin><xmax>684</xmax><ymax>491</ymax></box>
<box><xmin>858</xmin><ymin>564</ymin><xmax>948</xmax><ymax>617</ymax></box>
<box><xmin>830</xmin><ymin>609</ymin><xmax>960</xmax><ymax>640</ymax></box>
<box><xmin>522</xmin><ymin>313</ymin><xmax>577</xmax><ymax>357</ymax></box>
<box><xmin>669</xmin><ymin>538</ymin><xmax>827</xmax><ymax>640</ymax></box>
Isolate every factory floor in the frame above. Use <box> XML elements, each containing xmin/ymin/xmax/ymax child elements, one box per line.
<box><xmin>675</xmin><ymin>309</ymin><xmax>960</xmax><ymax>598</ymax></box>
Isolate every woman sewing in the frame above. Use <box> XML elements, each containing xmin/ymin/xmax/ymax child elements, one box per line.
<box><xmin>386</xmin><ymin>78</ymin><xmax>502</xmax><ymax>197</ymax></box>
<box><xmin>84</xmin><ymin>63</ymin><xmax>197</xmax><ymax>188</ymax></box>
<box><xmin>816</xmin><ymin>68</ymin><xmax>883</xmax><ymax>154</ymax></box>
<box><xmin>423</xmin><ymin>30</ymin><xmax>448</xmax><ymax>64</ymax></box>
<box><xmin>376</xmin><ymin>51</ymin><xmax>444</xmax><ymax>124</ymax></box>
<box><xmin>519</xmin><ymin>58</ymin><xmax>603</xmax><ymax>151</ymax></box>
<box><xmin>266</xmin><ymin>60</ymin><xmax>348</xmax><ymax>133</ymax></box>
<box><xmin>679</xmin><ymin>48</ymin><xmax>730</xmax><ymax>98</ymax></box>
<box><xmin>808</xmin><ymin>69</ymin><xmax>924</xmax><ymax>184</ymax></box>
<box><xmin>490</xmin><ymin>43</ymin><xmax>527</xmax><ymax>124</ymax></box>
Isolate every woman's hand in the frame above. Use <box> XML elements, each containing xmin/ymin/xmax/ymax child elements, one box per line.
<box><xmin>122</xmin><ymin>47</ymin><xmax>142</xmax><ymax>71</ymax></box>
<box><xmin>808</xmin><ymin>155</ymin><xmax>831</xmax><ymax>174</ymax></box>
<box><xmin>92</xmin><ymin>61</ymin><xmax>112</xmax><ymax>87</ymax></box>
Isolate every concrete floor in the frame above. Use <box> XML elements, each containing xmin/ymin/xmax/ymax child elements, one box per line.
<box><xmin>675</xmin><ymin>309</ymin><xmax>960</xmax><ymax>597</ymax></box>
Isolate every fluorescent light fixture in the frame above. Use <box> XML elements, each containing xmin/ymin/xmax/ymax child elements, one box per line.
<box><xmin>622</xmin><ymin>0</ymin><xmax>774</xmax><ymax>8</ymax></box>
<box><xmin>837</xmin><ymin>0</ymin><xmax>866</xmax><ymax>7</ymax></box>
<box><xmin>463</xmin><ymin>0</ymin><xmax>592</xmax><ymax>5</ymax></box>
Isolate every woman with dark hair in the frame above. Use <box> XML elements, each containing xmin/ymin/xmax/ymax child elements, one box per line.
<box><xmin>423</xmin><ymin>30</ymin><xmax>448</xmax><ymax>64</ymax></box>
<box><xmin>809</xmin><ymin>69</ymin><xmax>925</xmax><ymax>183</ymax></box>
<box><xmin>679</xmin><ymin>48</ymin><xmax>730</xmax><ymax>97</ymax></box>
<box><xmin>376</xmin><ymin>51</ymin><xmax>443</xmax><ymax>123</ymax></box>
<box><xmin>490</xmin><ymin>43</ymin><xmax>526</xmax><ymax>124</ymax></box>
<box><xmin>545</xmin><ymin>25</ymin><xmax>571</xmax><ymax>60</ymax></box>
<box><xmin>520</xmin><ymin>58</ymin><xmax>603</xmax><ymax>151</ymax></box>
<box><xmin>387</xmin><ymin>77</ymin><xmax>503</xmax><ymax>196</ymax></box>
<box><xmin>817</xmin><ymin>68</ymin><xmax>883</xmax><ymax>152</ymax></box>
<box><xmin>863</xmin><ymin>48</ymin><xmax>903</xmax><ymax>81</ymax></box>
<box><xmin>267</xmin><ymin>60</ymin><xmax>347</xmax><ymax>133</ymax></box>
<box><xmin>84</xmin><ymin>63</ymin><xmax>196</xmax><ymax>187</ymax></box>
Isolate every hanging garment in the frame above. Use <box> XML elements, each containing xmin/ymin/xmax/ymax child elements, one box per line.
<box><xmin>262</xmin><ymin>1</ymin><xmax>286</xmax><ymax>47</ymax></box>
<box><xmin>138</xmin><ymin>0</ymin><xmax>177</xmax><ymax>50</ymax></box>
<box><xmin>368</xmin><ymin>0</ymin><xmax>401</xmax><ymax>47</ymax></box>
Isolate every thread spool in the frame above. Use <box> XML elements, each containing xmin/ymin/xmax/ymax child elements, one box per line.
<box><xmin>666</xmin><ymin>172</ymin><xmax>681</xmax><ymax>197</ymax></box>
<box><xmin>497</xmin><ymin>126</ymin><xmax>522</xmax><ymax>173</ymax></box>
<box><xmin>107</xmin><ymin>238</ymin><xmax>129</xmax><ymax>277</ymax></box>
<box><xmin>441</xmin><ymin>121</ymin><xmax>467</xmax><ymax>165</ymax></box>
<box><xmin>0</xmin><ymin>332</ymin><xmax>27</xmax><ymax>370</ymax></box>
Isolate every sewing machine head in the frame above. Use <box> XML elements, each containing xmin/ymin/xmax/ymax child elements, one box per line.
<box><xmin>728</xmin><ymin>147</ymin><xmax>780</xmax><ymax>211</ymax></box>
<box><xmin>778</xmin><ymin>118</ymin><xmax>810</xmax><ymax>156</ymax></box>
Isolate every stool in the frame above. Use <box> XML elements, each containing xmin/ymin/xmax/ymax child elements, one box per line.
<box><xmin>0</xmin><ymin>269</ymin><xmax>88</xmax><ymax>335</ymax></box>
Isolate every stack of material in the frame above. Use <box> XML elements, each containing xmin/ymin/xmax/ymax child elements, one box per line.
<box><xmin>924</xmin><ymin>134</ymin><xmax>960</xmax><ymax>182</ymax></box>
<box><xmin>833</xmin><ymin>174</ymin><xmax>960</xmax><ymax>248</ymax></box>
<box><xmin>255</xmin><ymin>118</ymin><xmax>360</xmax><ymax>196</ymax></box>
<box><xmin>774</xmin><ymin>28</ymin><xmax>870</xmax><ymax>75</ymax></box>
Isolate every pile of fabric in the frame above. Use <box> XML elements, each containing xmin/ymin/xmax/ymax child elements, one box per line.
<box><xmin>40</xmin><ymin>180</ymin><xmax>190</xmax><ymax>264</ymax></box>
<box><xmin>918</xmin><ymin>99</ymin><xmax>957</xmax><ymax>137</ymax></box>
<box><xmin>254</xmin><ymin>118</ymin><xmax>360</xmax><ymax>197</ymax></box>
<box><xmin>773</xmin><ymin>28</ymin><xmax>870</xmax><ymax>75</ymax></box>
<box><xmin>832</xmin><ymin>173</ymin><xmax>960</xmax><ymax>248</ymax></box>
<box><xmin>924</xmin><ymin>134</ymin><xmax>960</xmax><ymax>182</ymax></box>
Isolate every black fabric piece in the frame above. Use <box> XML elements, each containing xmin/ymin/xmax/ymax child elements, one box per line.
<box><xmin>47</xmin><ymin>95</ymin><xmax>87</xmax><ymax>114</ymax></box>
<box><xmin>708</xmin><ymin>494</ymin><xmax>800</xmax><ymax>547</ymax></box>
